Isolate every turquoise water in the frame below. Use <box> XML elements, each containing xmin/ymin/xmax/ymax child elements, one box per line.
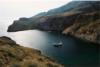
<box><xmin>8</xmin><ymin>30</ymin><xmax>100</xmax><ymax>66</ymax></box>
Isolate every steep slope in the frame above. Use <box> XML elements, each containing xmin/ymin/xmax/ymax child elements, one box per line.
<box><xmin>8</xmin><ymin>1</ymin><xmax>100</xmax><ymax>32</ymax></box>
<box><xmin>46</xmin><ymin>1</ymin><xmax>100</xmax><ymax>15</ymax></box>
<box><xmin>0</xmin><ymin>36</ymin><xmax>64</xmax><ymax>67</ymax></box>
<box><xmin>63</xmin><ymin>11</ymin><xmax>100</xmax><ymax>44</ymax></box>
<box><xmin>7</xmin><ymin>1</ymin><xmax>100</xmax><ymax>44</ymax></box>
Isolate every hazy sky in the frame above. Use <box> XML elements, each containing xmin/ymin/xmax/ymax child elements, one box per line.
<box><xmin>0</xmin><ymin>0</ymin><xmax>72</xmax><ymax>20</ymax></box>
<box><xmin>0</xmin><ymin>0</ymin><xmax>72</xmax><ymax>36</ymax></box>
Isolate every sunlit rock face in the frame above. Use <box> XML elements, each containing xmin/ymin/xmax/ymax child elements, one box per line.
<box><xmin>8</xmin><ymin>1</ymin><xmax>100</xmax><ymax>44</ymax></box>
<box><xmin>0</xmin><ymin>36</ymin><xmax>64</xmax><ymax>67</ymax></box>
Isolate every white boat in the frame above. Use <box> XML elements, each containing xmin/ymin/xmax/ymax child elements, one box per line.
<box><xmin>53</xmin><ymin>41</ymin><xmax>63</xmax><ymax>47</ymax></box>
<box><xmin>53</xmin><ymin>32</ymin><xmax>63</xmax><ymax>47</ymax></box>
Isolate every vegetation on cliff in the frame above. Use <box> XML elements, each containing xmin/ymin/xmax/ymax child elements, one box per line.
<box><xmin>0</xmin><ymin>36</ymin><xmax>64</xmax><ymax>67</ymax></box>
<box><xmin>63</xmin><ymin>11</ymin><xmax>100</xmax><ymax>44</ymax></box>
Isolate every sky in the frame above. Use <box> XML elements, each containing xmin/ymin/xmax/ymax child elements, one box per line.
<box><xmin>0</xmin><ymin>0</ymin><xmax>72</xmax><ymax>20</ymax></box>
<box><xmin>1</xmin><ymin>0</ymin><xmax>97</xmax><ymax>22</ymax></box>
<box><xmin>0</xmin><ymin>0</ymin><xmax>72</xmax><ymax>36</ymax></box>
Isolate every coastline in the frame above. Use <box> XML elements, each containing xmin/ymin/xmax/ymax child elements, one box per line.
<box><xmin>0</xmin><ymin>36</ymin><xmax>64</xmax><ymax>67</ymax></box>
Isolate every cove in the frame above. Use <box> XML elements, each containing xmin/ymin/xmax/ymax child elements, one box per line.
<box><xmin>8</xmin><ymin>30</ymin><xmax>100</xmax><ymax>66</ymax></box>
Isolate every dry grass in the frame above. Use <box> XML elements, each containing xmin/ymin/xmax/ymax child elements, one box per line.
<box><xmin>0</xmin><ymin>37</ymin><xmax>64</xmax><ymax>67</ymax></box>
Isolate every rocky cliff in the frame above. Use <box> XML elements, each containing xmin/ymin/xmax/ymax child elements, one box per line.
<box><xmin>7</xmin><ymin>1</ymin><xmax>100</xmax><ymax>44</ymax></box>
<box><xmin>63</xmin><ymin>12</ymin><xmax>100</xmax><ymax>44</ymax></box>
<box><xmin>0</xmin><ymin>36</ymin><xmax>64</xmax><ymax>67</ymax></box>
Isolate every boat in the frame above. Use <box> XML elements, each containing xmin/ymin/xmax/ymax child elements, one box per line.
<box><xmin>53</xmin><ymin>41</ymin><xmax>63</xmax><ymax>47</ymax></box>
<box><xmin>53</xmin><ymin>32</ymin><xmax>63</xmax><ymax>47</ymax></box>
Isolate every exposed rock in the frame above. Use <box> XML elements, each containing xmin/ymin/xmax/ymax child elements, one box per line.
<box><xmin>8</xmin><ymin>11</ymin><xmax>81</xmax><ymax>32</ymax></box>
<box><xmin>8</xmin><ymin>1</ymin><xmax>100</xmax><ymax>32</ymax></box>
<box><xmin>0</xmin><ymin>36</ymin><xmax>64</xmax><ymax>67</ymax></box>
<box><xmin>63</xmin><ymin>11</ymin><xmax>100</xmax><ymax>44</ymax></box>
<box><xmin>7</xmin><ymin>1</ymin><xmax>100</xmax><ymax>44</ymax></box>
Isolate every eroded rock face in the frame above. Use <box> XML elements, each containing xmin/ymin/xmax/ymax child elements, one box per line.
<box><xmin>0</xmin><ymin>37</ymin><xmax>64</xmax><ymax>67</ymax></box>
<box><xmin>63</xmin><ymin>12</ymin><xmax>100</xmax><ymax>44</ymax></box>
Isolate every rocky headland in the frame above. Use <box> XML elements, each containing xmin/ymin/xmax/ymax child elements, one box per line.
<box><xmin>8</xmin><ymin>1</ymin><xmax>100</xmax><ymax>44</ymax></box>
<box><xmin>0</xmin><ymin>36</ymin><xmax>64</xmax><ymax>67</ymax></box>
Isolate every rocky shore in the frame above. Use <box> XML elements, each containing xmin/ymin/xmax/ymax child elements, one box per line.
<box><xmin>0</xmin><ymin>36</ymin><xmax>64</xmax><ymax>67</ymax></box>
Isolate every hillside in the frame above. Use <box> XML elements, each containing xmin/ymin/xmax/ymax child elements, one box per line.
<box><xmin>0</xmin><ymin>36</ymin><xmax>64</xmax><ymax>67</ymax></box>
<box><xmin>63</xmin><ymin>11</ymin><xmax>100</xmax><ymax>44</ymax></box>
<box><xmin>7</xmin><ymin>1</ymin><xmax>100</xmax><ymax>44</ymax></box>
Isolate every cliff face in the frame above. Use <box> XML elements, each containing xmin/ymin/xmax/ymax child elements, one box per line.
<box><xmin>63</xmin><ymin>12</ymin><xmax>100</xmax><ymax>44</ymax></box>
<box><xmin>8</xmin><ymin>1</ymin><xmax>100</xmax><ymax>32</ymax></box>
<box><xmin>7</xmin><ymin>1</ymin><xmax>100</xmax><ymax>44</ymax></box>
<box><xmin>8</xmin><ymin>12</ymin><xmax>81</xmax><ymax>32</ymax></box>
<box><xmin>0</xmin><ymin>36</ymin><xmax>64</xmax><ymax>67</ymax></box>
